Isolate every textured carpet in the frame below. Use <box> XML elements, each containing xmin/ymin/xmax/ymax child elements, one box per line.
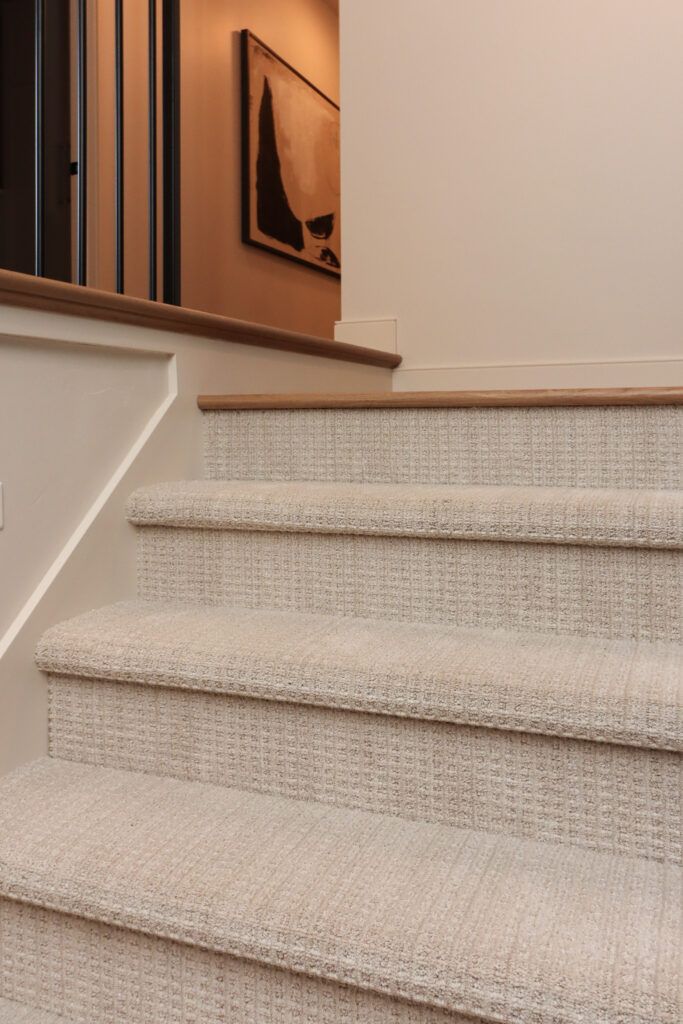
<box><xmin>39</xmin><ymin>603</ymin><xmax>683</xmax><ymax>858</ymax></box>
<box><xmin>203</xmin><ymin>406</ymin><xmax>683</xmax><ymax>488</ymax></box>
<box><xmin>4</xmin><ymin>398</ymin><xmax>682</xmax><ymax>1022</ymax></box>
<box><xmin>0</xmin><ymin>759</ymin><xmax>680</xmax><ymax>1024</ymax></box>
<box><xmin>126</xmin><ymin>480</ymin><xmax>683</xmax><ymax>548</ymax></box>
<box><xmin>0</xmin><ymin>996</ymin><xmax>72</xmax><ymax>1023</ymax></box>
<box><xmin>48</xmin><ymin>674</ymin><xmax>683</xmax><ymax>861</ymax></box>
<box><xmin>37</xmin><ymin>600</ymin><xmax>683</xmax><ymax>749</ymax></box>
<box><xmin>137</xmin><ymin>527</ymin><xmax>682</xmax><ymax>641</ymax></box>
<box><xmin>0</xmin><ymin>901</ymin><xmax>463</xmax><ymax>1024</ymax></box>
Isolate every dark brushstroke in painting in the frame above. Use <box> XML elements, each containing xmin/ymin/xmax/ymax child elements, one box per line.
<box><xmin>306</xmin><ymin>212</ymin><xmax>335</xmax><ymax>239</ymax></box>
<box><xmin>319</xmin><ymin>246</ymin><xmax>341</xmax><ymax>269</ymax></box>
<box><xmin>256</xmin><ymin>77</ymin><xmax>304</xmax><ymax>252</ymax></box>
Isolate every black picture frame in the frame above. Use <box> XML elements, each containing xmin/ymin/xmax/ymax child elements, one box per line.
<box><xmin>240</xmin><ymin>29</ymin><xmax>341</xmax><ymax>278</ymax></box>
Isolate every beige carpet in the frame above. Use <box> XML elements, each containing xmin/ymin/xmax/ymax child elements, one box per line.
<box><xmin>203</xmin><ymin>405</ymin><xmax>683</xmax><ymax>487</ymax></box>
<box><xmin>45</xmin><ymin>673</ymin><xmax>683</xmax><ymax>861</ymax></box>
<box><xmin>0</xmin><ymin>996</ymin><xmax>71</xmax><ymax>1023</ymax></box>
<box><xmin>137</xmin><ymin>527</ymin><xmax>682</xmax><ymax>641</ymax></box>
<box><xmin>0</xmin><ymin>901</ymin><xmax>463</xmax><ymax>1024</ymax></box>
<box><xmin>0</xmin><ymin>759</ymin><xmax>680</xmax><ymax>1024</ymax></box>
<box><xmin>0</xmin><ymin>398</ymin><xmax>681</xmax><ymax>1022</ymax></box>
<box><xmin>39</xmin><ymin>601</ymin><xmax>683</xmax><ymax>859</ymax></box>
<box><xmin>37</xmin><ymin>601</ymin><xmax>683</xmax><ymax>749</ymax></box>
<box><xmin>127</xmin><ymin>479</ymin><xmax>683</xmax><ymax>547</ymax></box>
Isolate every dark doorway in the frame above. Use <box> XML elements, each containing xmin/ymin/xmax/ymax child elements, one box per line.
<box><xmin>0</xmin><ymin>0</ymin><xmax>71</xmax><ymax>279</ymax></box>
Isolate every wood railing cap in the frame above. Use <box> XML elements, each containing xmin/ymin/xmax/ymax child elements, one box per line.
<box><xmin>0</xmin><ymin>269</ymin><xmax>400</xmax><ymax>370</ymax></box>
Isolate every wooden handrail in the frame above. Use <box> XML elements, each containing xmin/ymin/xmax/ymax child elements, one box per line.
<box><xmin>198</xmin><ymin>387</ymin><xmax>683</xmax><ymax>410</ymax></box>
<box><xmin>0</xmin><ymin>269</ymin><xmax>401</xmax><ymax>369</ymax></box>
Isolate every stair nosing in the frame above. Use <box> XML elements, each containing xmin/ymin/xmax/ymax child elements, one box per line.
<box><xmin>125</xmin><ymin>480</ymin><xmax>683</xmax><ymax>550</ymax></box>
<box><xmin>37</xmin><ymin>600</ymin><xmax>683</xmax><ymax>754</ymax></box>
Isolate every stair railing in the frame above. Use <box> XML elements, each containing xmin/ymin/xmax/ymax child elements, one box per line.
<box><xmin>32</xmin><ymin>0</ymin><xmax>181</xmax><ymax>304</ymax></box>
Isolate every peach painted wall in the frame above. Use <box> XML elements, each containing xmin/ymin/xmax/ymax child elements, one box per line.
<box><xmin>86</xmin><ymin>0</ymin><xmax>340</xmax><ymax>337</ymax></box>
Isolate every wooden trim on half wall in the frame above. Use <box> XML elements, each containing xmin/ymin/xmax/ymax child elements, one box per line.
<box><xmin>0</xmin><ymin>269</ymin><xmax>401</xmax><ymax>369</ymax></box>
<box><xmin>198</xmin><ymin>388</ymin><xmax>683</xmax><ymax>410</ymax></box>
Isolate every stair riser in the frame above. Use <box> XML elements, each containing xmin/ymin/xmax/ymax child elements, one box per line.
<box><xmin>137</xmin><ymin>528</ymin><xmax>683</xmax><ymax>641</ymax></box>
<box><xmin>203</xmin><ymin>407</ymin><xmax>683</xmax><ymax>488</ymax></box>
<box><xmin>49</xmin><ymin>676</ymin><xmax>683</xmax><ymax>863</ymax></box>
<box><xmin>0</xmin><ymin>901</ymin><xmax>459</xmax><ymax>1024</ymax></box>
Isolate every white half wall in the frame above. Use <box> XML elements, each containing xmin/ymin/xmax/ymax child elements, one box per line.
<box><xmin>0</xmin><ymin>339</ymin><xmax>170</xmax><ymax>637</ymax></box>
<box><xmin>340</xmin><ymin>0</ymin><xmax>683</xmax><ymax>388</ymax></box>
<box><xmin>0</xmin><ymin>309</ymin><xmax>390</xmax><ymax>775</ymax></box>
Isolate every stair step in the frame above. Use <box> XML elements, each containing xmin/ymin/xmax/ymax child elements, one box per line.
<box><xmin>0</xmin><ymin>999</ymin><xmax>71</xmax><ymax>1024</ymax></box>
<box><xmin>127</xmin><ymin>480</ymin><xmax>683</xmax><ymax>549</ymax></box>
<box><xmin>1</xmin><ymin>900</ymin><xmax>460</xmax><ymax>1024</ymax></box>
<box><xmin>202</xmin><ymin>404</ymin><xmax>683</xmax><ymax>489</ymax></box>
<box><xmin>39</xmin><ymin>602</ymin><xmax>683</xmax><ymax>860</ymax></box>
<box><xmin>0</xmin><ymin>759</ymin><xmax>680</xmax><ymax>1024</ymax></box>
<box><xmin>37</xmin><ymin>601</ymin><xmax>683</xmax><ymax>751</ymax></box>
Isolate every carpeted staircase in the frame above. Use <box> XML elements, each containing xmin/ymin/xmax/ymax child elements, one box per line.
<box><xmin>0</xmin><ymin>392</ymin><xmax>681</xmax><ymax>1024</ymax></box>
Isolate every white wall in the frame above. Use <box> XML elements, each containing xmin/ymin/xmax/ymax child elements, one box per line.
<box><xmin>339</xmin><ymin>0</ymin><xmax>683</xmax><ymax>389</ymax></box>
<box><xmin>0</xmin><ymin>311</ymin><xmax>389</xmax><ymax>776</ymax></box>
<box><xmin>0</xmin><ymin>339</ymin><xmax>168</xmax><ymax>637</ymax></box>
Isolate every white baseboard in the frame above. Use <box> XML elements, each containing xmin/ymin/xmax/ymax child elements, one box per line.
<box><xmin>393</xmin><ymin>358</ymin><xmax>683</xmax><ymax>391</ymax></box>
<box><xmin>335</xmin><ymin>318</ymin><xmax>398</xmax><ymax>355</ymax></box>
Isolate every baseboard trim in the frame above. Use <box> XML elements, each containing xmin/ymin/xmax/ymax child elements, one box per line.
<box><xmin>393</xmin><ymin>358</ymin><xmax>683</xmax><ymax>391</ymax></box>
<box><xmin>334</xmin><ymin>318</ymin><xmax>398</xmax><ymax>355</ymax></box>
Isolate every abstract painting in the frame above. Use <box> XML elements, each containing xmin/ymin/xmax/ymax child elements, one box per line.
<box><xmin>241</xmin><ymin>30</ymin><xmax>341</xmax><ymax>277</ymax></box>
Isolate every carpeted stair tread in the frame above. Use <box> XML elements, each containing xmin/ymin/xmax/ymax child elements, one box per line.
<box><xmin>0</xmin><ymin>997</ymin><xmax>73</xmax><ymax>1023</ymax></box>
<box><xmin>126</xmin><ymin>480</ymin><xmax>683</xmax><ymax>548</ymax></box>
<box><xmin>37</xmin><ymin>600</ymin><xmax>683</xmax><ymax>751</ymax></box>
<box><xmin>0</xmin><ymin>758</ymin><xmax>680</xmax><ymax>1024</ymax></box>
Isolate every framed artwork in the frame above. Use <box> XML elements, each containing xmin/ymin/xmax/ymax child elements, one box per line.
<box><xmin>240</xmin><ymin>30</ymin><xmax>341</xmax><ymax>277</ymax></box>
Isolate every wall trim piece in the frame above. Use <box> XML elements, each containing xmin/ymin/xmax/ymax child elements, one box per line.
<box><xmin>396</xmin><ymin>356</ymin><xmax>683</xmax><ymax>371</ymax></box>
<box><xmin>198</xmin><ymin>387</ymin><xmax>683</xmax><ymax>410</ymax></box>
<box><xmin>0</xmin><ymin>356</ymin><xmax>177</xmax><ymax>662</ymax></box>
<box><xmin>393</xmin><ymin>358</ymin><xmax>683</xmax><ymax>392</ymax></box>
<box><xmin>334</xmin><ymin>318</ymin><xmax>398</xmax><ymax>355</ymax></box>
<box><xmin>0</xmin><ymin>270</ymin><xmax>401</xmax><ymax>369</ymax></box>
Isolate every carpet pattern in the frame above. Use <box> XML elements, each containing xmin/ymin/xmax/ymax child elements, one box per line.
<box><xmin>1</xmin><ymin>398</ymin><xmax>681</xmax><ymax>1022</ymax></box>
<box><xmin>0</xmin><ymin>901</ymin><xmax>462</xmax><ymax>1024</ymax></box>
<box><xmin>138</xmin><ymin>527</ymin><xmax>682</xmax><ymax>641</ymax></box>
<box><xmin>203</xmin><ymin>406</ymin><xmax>683</xmax><ymax>488</ymax></box>
<box><xmin>127</xmin><ymin>479</ymin><xmax>683</xmax><ymax>548</ymax></box>
<box><xmin>47</xmin><ymin>674</ymin><xmax>683</xmax><ymax>861</ymax></box>
<box><xmin>0</xmin><ymin>760</ymin><xmax>680</xmax><ymax>1024</ymax></box>
<box><xmin>0</xmin><ymin>995</ymin><xmax>71</xmax><ymax>1024</ymax></box>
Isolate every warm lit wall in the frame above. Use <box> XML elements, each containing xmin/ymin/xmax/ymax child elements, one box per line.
<box><xmin>87</xmin><ymin>0</ymin><xmax>340</xmax><ymax>337</ymax></box>
<box><xmin>339</xmin><ymin>0</ymin><xmax>683</xmax><ymax>389</ymax></box>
